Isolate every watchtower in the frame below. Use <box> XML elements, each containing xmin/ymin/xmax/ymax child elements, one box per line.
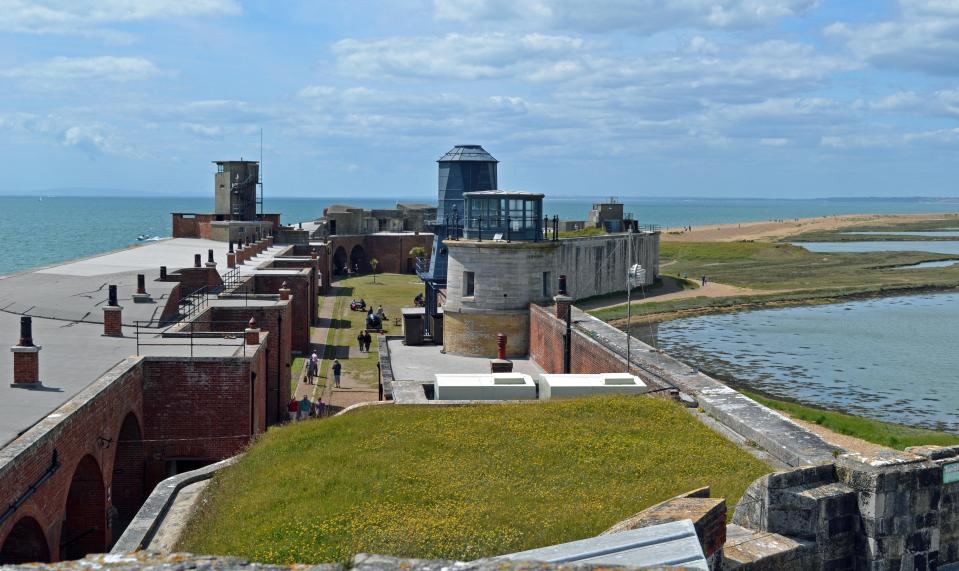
<box><xmin>213</xmin><ymin>160</ymin><xmax>259</xmax><ymax>221</ymax></box>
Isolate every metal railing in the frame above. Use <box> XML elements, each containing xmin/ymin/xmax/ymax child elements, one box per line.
<box><xmin>177</xmin><ymin>285</ymin><xmax>215</xmax><ymax>321</ymax></box>
<box><xmin>222</xmin><ymin>266</ymin><xmax>241</xmax><ymax>290</ymax></box>
<box><xmin>134</xmin><ymin>319</ymin><xmax>253</xmax><ymax>358</ymax></box>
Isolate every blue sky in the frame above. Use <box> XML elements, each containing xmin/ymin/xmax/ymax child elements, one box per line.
<box><xmin>1</xmin><ymin>0</ymin><xmax>958</xmax><ymax>199</ymax></box>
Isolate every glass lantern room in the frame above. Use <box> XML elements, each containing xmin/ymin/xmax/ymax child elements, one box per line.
<box><xmin>463</xmin><ymin>190</ymin><xmax>545</xmax><ymax>241</ymax></box>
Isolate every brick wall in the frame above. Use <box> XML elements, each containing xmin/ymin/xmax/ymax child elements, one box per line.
<box><xmin>0</xmin><ymin>358</ymin><xmax>145</xmax><ymax>561</ymax></box>
<box><xmin>209</xmin><ymin>304</ymin><xmax>293</xmax><ymax>425</ymax></box>
<box><xmin>141</xmin><ymin>353</ymin><xmax>265</xmax><ymax>487</ymax></box>
<box><xmin>253</xmin><ymin>274</ymin><xmax>312</xmax><ymax>353</ymax></box>
<box><xmin>528</xmin><ymin>304</ymin><xmax>627</xmax><ymax>374</ymax></box>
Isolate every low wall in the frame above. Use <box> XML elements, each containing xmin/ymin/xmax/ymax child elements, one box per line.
<box><xmin>529</xmin><ymin>304</ymin><xmax>633</xmax><ymax>377</ymax></box>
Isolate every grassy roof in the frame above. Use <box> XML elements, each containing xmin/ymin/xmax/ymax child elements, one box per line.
<box><xmin>179</xmin><ymin>396</ymin><xmax>769</xmax><ymax>564</ymax></box>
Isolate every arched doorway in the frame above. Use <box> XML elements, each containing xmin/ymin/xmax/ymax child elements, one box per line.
<box><xmin>350</xmin><ymin>245</ymin><xmax>369</xmax><ymax>273</ymax></box>
<box><xmin>332</xmin><ymin>246</ymin><xmax>347</xmax><ymax>275</ymax></box>
<box><xmin>61</xmin><ymin>455</ymin><xmax>106</xmax><ymax>560</ymax></box>
<box><xmin>110</xmin><ymin>413</ymin><xmax>145</xmax><ymax>547</ymax></box>
<box><xmin>0</xmin><ymin>517</ymin><xmax>49</xmax><ymax>564</ymax></box>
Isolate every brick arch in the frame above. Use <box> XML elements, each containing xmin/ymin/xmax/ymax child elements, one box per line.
<box><xmin>61</xmin><ymin>455</ymin><xmax>106</xmax><ymax>560</ymax></box>
<box><xmin>332</xmin><ymin>246</ymin><xmax>348</xmax><ymax>274</ymax></box>
<box><xmin>0</xmin><ymin>516</ymin><xmax>49</xmax><ymax>564</ymax></box>
<box><xmin>350</xmin><ymin>245</ymin><xmax>369</xmax><ymax>273</ymax></box>
<box><xmin>109</xmin><ymin>412</ymin><xmax>145</xmax><ymax>547</ymax></box>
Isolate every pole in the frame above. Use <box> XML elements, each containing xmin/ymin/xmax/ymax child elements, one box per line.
<box><xmin>564</xmin><ymin>303</ymin><xmax>572</xmax><ymax>374</ymax></box>
<box><xmin>626</xmin><ymin>235</ymin><xmax>632</xmax><ymax>374</ymax></box>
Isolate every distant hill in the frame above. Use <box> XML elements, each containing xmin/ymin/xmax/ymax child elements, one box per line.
<box><xmin>0</xmin><ymin>187</ymin><xmax>193</xmax><ymax>197</ymax></box>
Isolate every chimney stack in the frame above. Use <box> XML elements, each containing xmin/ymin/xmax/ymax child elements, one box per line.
<box><xmin>205</xmin><ymin>248</ymin><xmax>217</xmax><ymax>268</ymax></box>
<box><xmin>103</xmin><ymin>285</ymin><xmax>123</xmax><ymax>336</ymax></box>
<box><xmin>159</xmin><ymin>266</ymin><xmax>167</xmax><ymax>280</ymax></box>
<box><xmin>133</xmin><ymin>274</ymin><xmax>153</xmax><ymax>303</ymax></box>
<box><xmin>194</xmin><ymin>254</ymin><xmax>202</xmax><ymax>268</ymax></box>
<box><xmin>10</xmin><ymin>316</ymin><xmax>42</xmax><ymax>388</ymax></box>
<box><xmin>244</xmin><ymin>317</ymin><xmax>260</xmax><ymax>345</ymax></box>
<box><xmin>490</xmin><ymin>332</ymin><xmax>513</xmax><ymax>373</ymax></box>
<box><xmin>279</xmin><ymin>281</ymin><xmax>291</xmax><ymax>301</ymax></box>
<box><xmin>554</xmin><ymin>275</ymin><xmax>572</xmax><ymax>320</ymax></box>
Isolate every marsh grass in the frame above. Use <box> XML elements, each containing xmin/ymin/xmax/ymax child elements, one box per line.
<box><xmin>179</xmin><ymin>396</ymin><xmax>770</xmax><ymax>564</ymax></box>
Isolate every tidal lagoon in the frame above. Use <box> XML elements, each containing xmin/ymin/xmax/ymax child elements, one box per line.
<box><xmin>639</xmin><ymin>292</ymin><xmax>959</xmax><ymax>432</ymax></box>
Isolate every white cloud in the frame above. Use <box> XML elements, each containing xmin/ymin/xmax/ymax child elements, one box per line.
<box><xmin>0</xmin><ymin>0</ymin><xmax>241</xmax><ymax>40</ymax></box>
<box><xmin>434</xmin><ymin>0</ymin><xmax>819</xmax><ymax>33</ymax></box>
<box><xmin>61</xmin><ymin>123</ymin><xmax>141</xmax><ymax>157</ymax></box>
<box><xmin>0</xmin><ymin>56</ymin><xmax>159</xmax><ymax>86</ymax></box>
<box><xmin>826</xmin><ymin>0</ymin><xmax>959</xmax><ymax>76</ymax></box>
<box><xmin>332</xmin><ymin>33</ymin><xmax>587</xmax><ymax>81</ymax></box>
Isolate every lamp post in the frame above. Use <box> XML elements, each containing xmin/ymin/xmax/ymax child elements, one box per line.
<box><xmin>626</xmin><ymin>256</ymin><xmax>646</xmax><ymax>375</ymax></box>
<box><xmin>371</xmin><ymin>258</ymin><xmax>379</xmax><ymax>284</ymax></box>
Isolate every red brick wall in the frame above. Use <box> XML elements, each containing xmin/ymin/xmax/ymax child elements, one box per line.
<box><xmin>12</xmin><ymin>350</ymin><xmax>39</xmax><ymax>384</ymax></box>
<box><xmin>253</xmin><ymin>274</ymin><xmax>311</xmax><ymax>353</ymax></box>
<box><xmin>141</xmin><ymin>354</ymin><xmax>264</xmax><ymax>468</ymax></box>
<box><xmin>210</xmin><ymin>304</ymin><xmax>293</xmax><ymax>425</ymax></box>
<box><xmin>0</xmin><ymin>358</ymin><xmax>145</xmax><ymax>561</ymax></box>
<box><xmin>529</xmin><ymin>304</ymin><xmax>627</xmax><ymax>374</ymax></box>
<box><xmin>177</xmin><ymin>267</ymin><xmax>222</xmax><ymax>296</ymax></box>
<box><xmin>327</xmin><ymin>234</ymin><xmax>433</xmax><ymax>275</ymax></box>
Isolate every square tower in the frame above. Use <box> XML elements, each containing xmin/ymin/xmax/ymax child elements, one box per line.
<box><xmin>214</xmin><ymin>160</ymin><xmax>259</xmax><ymax>221</ymax></box>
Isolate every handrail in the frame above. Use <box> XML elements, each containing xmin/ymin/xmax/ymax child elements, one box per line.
<box><xmin>133</xmin><ymin>319</ymin><xmax>254</xmax><ymax>358</ymax></box>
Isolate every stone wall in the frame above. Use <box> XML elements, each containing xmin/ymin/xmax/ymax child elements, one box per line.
<box><xmin>556</xmin><ymin>233</ymin><xmax>659</xmax><ymax>301</ymax></box>
<box><xmin>443</xmin><ymin>309</ymin><xmax>528</xmax><ymax>358</ymax></box>
<box><xmin>908</xmin><ymin>445</ymin><xmax>959</xmax><ymax>565</ymax></box>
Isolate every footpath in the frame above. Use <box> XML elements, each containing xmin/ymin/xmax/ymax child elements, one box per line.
<box><xmin>291</xmin><ymin>287</ymin><xmax>380</xmax><ymax>416</ymax></box>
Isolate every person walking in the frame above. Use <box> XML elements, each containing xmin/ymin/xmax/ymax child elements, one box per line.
<box><xmin>701</xmin><ymin>275</ymin><xmax>707</xmax><ymax>287</ymax></box>
<box><xmin>357</xmin><ymin>330</ymin><xmax>366</xmax><ymax>352</ymax></box>
<box><xmin>298</xmin><ymin>395</ymin><xmax>311</xmax><ymax>420</ymax></box>
<box><xmin>309</xmin><ymin>351</ymin><xmax>319</xmax><ymax>382</ymax></box>
<box><xmin>287</xmin><ymin>398</ymin><xmax>298</xmax><ymax>422</ymax></box>
<box><xmin>306</xmin><ymin>355</ymin><xmax>315</xmax><ymax>384</ymax></box>
<box><xmin>363</xmin><ymin>330</ymin><xmax>372</xmax><ymax>352</ymax></box>
<box><xmin>332</xmin><ymin>359</ymin><xmax>342</xmax><ymax>389</ymax></box>
<box><xmin>314</xmin><ymin>398</ymin><xmax>325</xmax><ymax>418</ymax></box>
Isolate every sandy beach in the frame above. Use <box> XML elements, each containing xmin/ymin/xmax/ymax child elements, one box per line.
<box><xmin>662</xmin><ymin>212</ymin><xmax>959</xmax><ymax>242</ymax></box>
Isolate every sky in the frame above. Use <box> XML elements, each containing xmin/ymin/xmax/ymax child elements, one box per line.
<box><xmin>0</xmin><ymin>0</ymin><xmax>958</xmax><ymax>199</ymax></box>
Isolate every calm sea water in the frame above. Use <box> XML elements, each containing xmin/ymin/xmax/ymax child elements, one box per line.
<box><xmin>2</xmin><ymin>195</ymin><xmax>958</xmax><ymax>276</ymax></box>
<box><xmin>637</xmin><ymin>293</ymin><xmax>959</xmax><ymax>432</ymax></box>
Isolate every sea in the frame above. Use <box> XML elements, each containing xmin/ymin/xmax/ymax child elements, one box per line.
<box><xmin>2</xmin><ymin>194</ymin><xmax>958</xmax><ymax>276</ymax></box>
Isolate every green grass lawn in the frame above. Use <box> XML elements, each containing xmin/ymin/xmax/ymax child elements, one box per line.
<box><xmin>322</xmin><ymin>273</ymin><xmax>423</xmax><ymax>387</ymax></box>
<box><xmin>290</xmin><ymin>357</ymin><xmax>306</xmax><ymax>392</ymax></box>
<box><xmin>179</xmin><ymin>396</ymin><xmax>770</xmax><ymax>564</ymax></box>
<box><xmin>742</xmin><ymin>390</ymin><xmax>959</xmax><ymax>450</ymax></box>
<box><xmin>591</xmin><ymin>241</ymin><xmax>959</xmax><ymax>322</ymax></box>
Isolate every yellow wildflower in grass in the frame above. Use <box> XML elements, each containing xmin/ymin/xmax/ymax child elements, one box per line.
<box><xmin>179</xmin><ymin>396</ymin><xmax>770</xmax><ymax>564</ymax></box>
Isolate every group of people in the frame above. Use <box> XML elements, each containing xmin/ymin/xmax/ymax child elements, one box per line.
<box><xmin>356</xmin><ymin>330</ymin><xmax>373</xmax><ymax>352</ymax></box>
<box><xmin>366</xmin><ymin>304</ymin><xmax>387</xmax><ymax>330</ymax></box>
<box><xmin>287</xmin><ymin>395</ymin><xmax>326</xmax><ymax>421</ymax></box>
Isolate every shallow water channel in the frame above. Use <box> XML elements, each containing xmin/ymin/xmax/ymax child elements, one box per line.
<box><xmin>634</xmin><ymin>292</ymin><xmax>959</xmax><ymax>432</ymax></box>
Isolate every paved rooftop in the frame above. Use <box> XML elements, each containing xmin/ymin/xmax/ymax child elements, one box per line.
<box><xmin>0</xmin><ymin>238</ymin><xmax>290</xmax><ymax>450</ymax></box>
<box><xmin>0</xmin><ymin>239</ymin><xmax>291</xmax><ymax>326</ymax></box>
<box><xmin>385</xmin><ymin>339</ymin><xmax>544</xmax><ymax>382</ymax></box>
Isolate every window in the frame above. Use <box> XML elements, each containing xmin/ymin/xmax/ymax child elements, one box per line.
<box><xmin>464</xmin><ymin>271</ymin><xmax>475</xmax><ymax>297</ymax></box>
<box><xmin>542</xmin><ymin>271</ymin><xmax>552</xmax><ymax>298</ymax></box>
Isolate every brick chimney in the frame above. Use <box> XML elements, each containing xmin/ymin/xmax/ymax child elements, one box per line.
<box><xmin>236</xmin><ymin>244</ymin><xmax>245</xmax><ymax>265</ymax></box>
<box><xmin>193</xmin><ymin>254</ymin><xmax>202</xmax><ymax>268</ymax></box>
<box><xmin>227</xmin><ymin>241</ymin><xmax>236</xmax><ymax>268</ymax></box>
<box><xmin>490</xmin><ymin>332</ymin><xmax>513</xmax><ymax>373</ymax></box>
<box><xmin>103</xmin><ymin>285</ymin><xmax>123</xmax><ymax>336</ymax></box>
<box><xmin>245</xmin><ymin>317</ymin><xmax>260</xmax><ymax>345</ymax></box>
<box><xmin>10</xmin><ymin>316</ymin><xmax>41</xmax><ymax>388</ymax></box>
<box><xmin>132</xmin><ymin>273</ymin><xmax>153</xmax><ymax>303</ymax></box>
<box><xmin>279</xmin><ymin>281</ymin><xmax>291</xmax><ymax>301</ymax></box>
<box><xmin>554</xmin><ymin>274</ymin><xmax>573</xmax><ymax>319</ymax></box>
<box><xmin>205</xmin><ymin>248</ymin><xmax>216</xmax><ymax>268</ymax></box>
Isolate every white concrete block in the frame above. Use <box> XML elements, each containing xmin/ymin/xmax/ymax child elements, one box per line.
<box><xmin>539</xmin><ymin>373</ymin><xmax>647</xmax><ymax>400</ymax></box>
